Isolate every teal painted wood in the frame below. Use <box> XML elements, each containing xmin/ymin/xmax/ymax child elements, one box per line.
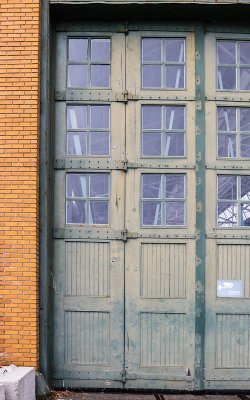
<box><xmin>194</xmin><ymin>24</ymin><xmax>206</xmax><ymax>391</ymax></box>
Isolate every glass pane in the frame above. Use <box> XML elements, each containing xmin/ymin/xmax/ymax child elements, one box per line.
<box><xmin>90</xmin><ymin>132</ymin><xmax>109</xmax><ymax>155</ymax></box>
<box><xmin>67</xmin><ymin>174</ymin><xmax>86</xmax><ymax>198</ymax></box>
<box><xmin>217</xmin><ymin>134</ymin><xmax>236</xmax><ymax>158</ymax></box>
<box><xmin>142</xmin><ymin>106</ymin><xmax>162</xmax><ymax>130</ymax></box>
<box><xmin>165</xmin><ymin>133</ymin><xmax>185</xmax><ymax>157</ymax></box>
<box><xmin>217</xmin><ymin>203</ymin><xmax>237</xmax><ymax>227</ymax></box>
<box><xmin>90</xmin><ymin>65</ymin><xmax>110</xmax><ymax>87</ymax></box>
<box><xmin>90</xmin><ymin>105</ymin><xmax>110</xmax><ymax>129</ymax></box>
<box><xmin>165</xmin><ymin>39</ymin><xmax>185</xmax><ymax>63</ymax></box>
<box><xmin>142</xmin><ymin>202</ymin><xmax>161</xmax><ymax>225</ymax></box>
<box><xmin>142</xmin><ymin>133</ymin><xmax>161</xmax><ymax>156</ymax></box>
<box><xmin>166</xmin><ymin>107</ymin><xmax>185</xmax><ymax>130</ymax></box>
<box><xmin>68</xmin><ymin>65</ymin><xmax>87</xmax><ymax>88</ymax></box>
<box><xmin>240</xmin><ymin>135</ymin><xmax>250</xmax><ymax>157</ymax></box>
<box><xmin>67</xmin><ymin>106</ymin><xmax>87</xmax><ymax>129</ymax></box>
<box><xmin>67</xmin><ymin>200</ymin><xmax>86</xmax><ymax>224</ymax></box>
<box><xmin>240</xmin><ymin>108</ymin><xmax>250</xmax><ymax>131</ymax></box>
<box><xmin>142</xmin><ymin>39</ymin><xmax>162</xmax><ymax>62</ymax></box>
<box><xmin>217</xmin><ymin>41</ymin><xmax>236</xmax><ymax>64</ymax></box>
<box><xmin>218</xmin><ymin>176</ymin><xmax>237</xmax><ymax>200</ymax></box>
<box><xmin>217</xmin><ymin>107</ymin><xmax>236</xmax><ymax>132</ymax></box>
<box><xmin>240</xmin><ymin>68</ymin><xmax>250</xmax><ymax>90</ymax></box>
<box><xmin>89</xmin><ymin>201</ymin><xmax>109</xmax><ymax>224</ymax></box>
<box><xmin>90</xmin><ymin>174</ymin><xmax>109</xmax><ymax>198</ymax></box>
<box><xmin>241</xmin><ymin>204</ymin><xmax>250</xmax><ymax>226</ymax></box>
<box><xmin>68</xmin><ymin>39</ymin><xmax>88</xmax><ymax>62</ymax></box>
<box><xmin>67</xmin><ymin>132</ymin><xmax>87</xmax><ymax>155</ymax></box>
<box><xmin>142</xmin><ymin>175</ymin><xmax>162</xmax><ymax>199</ymax></box>
<box><xmin>217</xmin><ymin>67</ymin><xmax>236</xmax><ymax>90</ymax></box>
<box><xmin>166</xmin><ymin>175</ymin><xmax>185</xmax><ymax>199</ymax></box>
<box><xmin>91</xmin><ymin>39</ymin><xmax>110</xmax><ymax>62</ymax></box>
<box><xmin>166</xmin><ymin>202</ymin><xmax>185</xmax><ymax>226</ymax></box>
<box><xmin>241</xmin><ymin>176</ymin><xmax>250</xmax><ymax>200</ymax></box>
<box><xmin>142</xmin><ymin>65</ymin><xmax>162</xmax><ymax>88</ymax></box>
<box><xmin>240</xmin><ymin>42</ymin><xmax>250</xmax><ymax>65</ymax></box>
<box><xmin>165</xmin><ymin>65</ymin><xmax>184</xmax><ymax>89</ymax></box>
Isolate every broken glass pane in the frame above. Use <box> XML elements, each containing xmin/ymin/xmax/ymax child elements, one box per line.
<box><xmin>241</xmin><ymin>176</ymin><xmax>250</xmax><ymax>201</ymax></box>
<box><xmin>142</xmin><ymin>133</ymin><xmax>161</xmax><ymax>156</ymax></box>
<box><xmin>142</xmin><ymin>65</ymin><xmax>162</xmax><ymax>88</ymax></box>
<box><xmin>217</xmin><ymin>107</ymin><xmax>236</xmax><ymax>132</ymax></box>
<box><xmin>90</xmin><ymin>106</ymin><xmax>110</xmax><ymax>129</ymax></box>
<box><xmin>91</xmin><ymin>65</ymin><xmax>110</xmax><ymax>87</ymax></box>
<box><xmin>166</xmin><ymin>202</ymin><xmax>185</xmax><ymax>225</ymax></box>
<box><xmin>165</xmin><ymin>39</ymin><xmax>185</xmax><ymax>63</ymax></box>
<box><xmin>165</xmin><ymin>175</ymin><xmax>185</xmax><ymax>199</ymax></box>
<box><xmin>218</xmin><ymin>176</ymin><xmax>237</xmax><ymax>200</ymax></box>
<box><xmin>165</xmin><ymin>133</ymin><xmax>185</xmax><ymax>156</ymax></box>
<box><xmin>241</xmin><ymin>204</ymin><xmax>250</xmax><ymax>226</ymax></box>
<box><xmin>91</xmin><ymin>39</ymin><xmax>110</xmax><ymax>62</ymax></box>
<box><xmin>240</xmin><ymin>68</ymin><xmax>250</xmax><ymax>90</ymax></box>
<box><xmin>68</xmin><ymin>39</ymin><xmax>88</xmax><ymax>62</ymax></box>
<box><xmin>165</xmin><ymin>65</ymin><xmax>184</xmax><ymax>89</ymax></box>
<box><xmin>67</xmin><ymin>132</ymin><xmax>87</xmax><ymax>155</ymax></box>
<box><xmin>89</xmin><ymin>174</ymin><xmax>109</xmax><ymax>198</ymax></box>
<box><xmin>217</xmin><ymin>67</ymin><xmax>236</xmax><ymax>90</ymax></box>
<box><xmin>90</xmin><ymin>132</ymin><xmax>109</xmax><ymax>155</ymax></box>
<box><xmin>142</xmin><ymin>39</ymin><xmax>162</xmax><ymax>62</ymax></box>
<box><xmin>142</xmin><ymin>202</ymin><xmax>161</xmax><ymax>225</ymax></box>
<box><xmin>240</xmin><ymin>135</ymin><xmax>250</xmax><ymax>157</ymax></box>
<box><xmin>67</xmin><ymin>174</ymin><xmax>86</xmax><ymax>198</ymax></box>
<box><xmin>142</xmin><ymin>175</ymin><xmax>162</xmax><ymax>199</ymax></box>
<box><xmin>165</xmin><ymin>107</ymin><xmax>185</xmax><ymax>130</ymax></box>
<box><xmin>240</xmin><ymin>108</ymin><xmax>250</xmax><ymax>131</ymax></box>
<box><xmin>67</xmin><ymin>200</ymin><xmax>86</xmax><ymax>224</ymax></box>
<box><xmin>67</xmin><ymin>106</ymin><xmax>87</xmax><ymax>130</ymax></box>
<box><xmin>217</xmin><ymin>203</ymin><xmax>237</xmax><ymax>227</ymax></box>
<box><xmin>240</xmin><ymin>42</ymin><xmax>250</xmax><ymax>65</ymax></box>
<box><xmin>68</xmin><ymin>65</ymin><xmax>88</xmax><ymax>88</ymax></box>
<box><xmin>218</xmin><ymin>134</ymin><xmax>236</xmax><ymax>158</ymax></box>
<box><xmin>142</xmin><ymin>106</ymin><xmax>162</xmax><ymax>130</ymax></box>
<box><xmin>217</xmin><ymin>41</ymin><xmax>236</xmax><ymax>64</ymax></box>
<box><xmin>89</xmin><ymin>201</ymin><xmax>109</xmax><ymax>224</ymax></box>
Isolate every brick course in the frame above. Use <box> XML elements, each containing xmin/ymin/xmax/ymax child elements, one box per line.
<box><xmin>0</xmin><ymin>0</ymin><xmax>41</xmax><ymax>368</ymax></box>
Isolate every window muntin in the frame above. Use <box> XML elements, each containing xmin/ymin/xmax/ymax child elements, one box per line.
<box><xmin>67</xmin><ymin>105</ymin><xmax>110</xmax><ymax>156</ymax></box>
<box><xmin>67</xmin><ymin>38</ymin><xmax>110</xmax><ymax>88</ymax></box>
<box><xmin>141</xmin><ymin>105</ymin><xmax>185</xmax><ymax>157</ymax></box>
<box><xmin>217</xmin><ymin>40</ymin><xmax>250</xmax><ymax>91</ymax></box>
<box><xmin>217</xmin><ymin>107</ymin><xmax>250</xmax><ymax>158</ymax></box>
<box><xmin>66</xmin><ymin>173</ymin><xmax>110</xmax><ymax>224</ymax></box>
<box><xmin>142</xmin><ymin>38</ymin><xmax>185</xmax><ymax>89</ymax></box>
<box><xmin>217</xmin><ymin>175</ymin><xmax>250</xmax><ymax>227</ymax></box>
<box><xmin>142</xmin><ymin>174</ymin><xmax>186</xmax><ymax>226</ymax></box>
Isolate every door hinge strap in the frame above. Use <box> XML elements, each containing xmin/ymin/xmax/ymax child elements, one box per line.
<box><xmin>54</xmin><ymin>158</ymin><xmax>138</xmax><ymax>171</ymax></box>
<box><xmin>115</xmin><ymin>90</ymin><xmax>138</xmax><ymax>103</ymax></box>
<box><xmin>120</xmin><ymin>369</ymin><xmax>127</xmax><ymax>383</ymax></box>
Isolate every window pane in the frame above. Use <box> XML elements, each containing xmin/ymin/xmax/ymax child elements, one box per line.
<box><xmin>165</xmin><ymin>133</ymin><xmax>185</xmax><ymax>156</ymax></box>
<box><xmin>91</xmin><ymin>39</ymin><xmax>110</xmax><ymax>62</ymax></box>
<box><xmin>142</xmin><ymin>39</ymin><xmax>162</xmax><ymax>62</ymax></box>
<box><xmin>142</xmin><ymin>175</ymin><xmax>162</xmax><ymax>198</ymax></box>
<box><xmin>217</xmin><ymin>41</ymin><xmax>236</xmax><ymax>64</ymax></box>
<box><xmin>142</xmin><ymin>202</ymin><xmax>161</xmax><ymax>225</ymax></box>
<box><xmin>240</xmin><ymin>135</ymin><xmax>250</xmax><ymax>157</ymax></box>
<box><xmin>68</xmin><ymin>39</ymin><xmax>88</xmax><ymax>62</ymax></box>
<box><xmin>89</xmin><ymin>201</ymin><xmax>109</xmax><ymax>224</ymax></box>
<box><xmin>142</xmin><ymin>106</ymin><xmax>162</xmax><ymax>130</ymax></box>
<box><xmin>217</xmin><ymin>107</ymin><xmax>236</xmax><ymax>132</ymax></box>
<box><xmin>218</xmin><ymin>176</ymin><xmax>237</xmax><ymax>200</ymax></box>
<box><xmin>240</xmin><ymin>108</ymin><xmax>250</xmax><ymax>131</ymax></box>
<box><xmin>165</xmin><ymin>39</ymin><xmax>185</xmax><ymax>63</ymax></box>
<box><xmin>89</xmin><ymin>174</ymin><xmax>109</xmax><ymax>198</ymax></box>
<box><xmin>241</xmin><ymin>204</ymin><xmax>250</xmax><ymax>226</ymax></box>
<box><xmin>91</xmin><ymin>65</ymin><xmax>110</xmax><ymax>87</ymax></box>
<box><xmin>142</xmin><ymin>133</ymin><xmax>161</xmax><ymax>156</ymax></box>
<box><xmin>90</xmin><ymin>132</ymin><xmax>109</xmax><ymax>155</ymax></box>
<box><xmin>165</xmin><ymin>65</ymin><xmax>184</xmax><ymax>89</ymax></box>
<box><xmin>240</xmin><ymin>68</ymin><xmax>250</xmax><ymax>90</ymax></box>
<box><xmin>90</xmin><ymin>106</ymin><xmax>110</xmax><ymax>129</ymax></box>
<box><xmin>240</xmin><ymin>42</ymin><xmax>250</xmax><ymax>65</ymax></box>
<box><xmin>218</xmin><ymin>134</ymin><xmax>236</xmax><ymax>158</ymax></box>
<box><xmin>67</xmin><ymin>132</ymin><xmax>87</xmax><ymax>155</ymax></box>
<box><xmin>217</xmin><ymin>203</ymin><xmax>237</xmax><ymax>227</ymax></box>
<box><xmin>241</xmin><ymin>176</ymin><xmax>250</xmax><ymax>201</ymax></box>
<box><xmin>142</xmin><ymin>65</ymin><xmax>162</xmax><ymax>88</ymax></box>
<box><xmin>67</xmin><ymin>174</ymin><xmax>86</xmax><ymax>198</ymax></box>
<box><xmin>67</xmin><ymin>200</ymin><xmax>86</xmax><ymax>224</ymax></box>
<box><xmin>68</xmin><ymin>65</ymin><xmax>87</xmax><ymax>88</ymax></box>
<box><xmin>166</xmin><ymin>175</ymin><xmax>185</xmax><ymax>199</ymax></box>
<box><xmin>166</xmin><ymin>202</ymin><xmax>185</xmax><ymax>226</ymax></box>
<box><xmin>165</xmin><ymin>107</ymin><xmax>185</xmax><ymax>130</ymax></box>
<box><xmin>67</xmin><ymin>106</ymin><xmax>87</xmax><ymax>129</ymax></box>
<box><xmin>217</xmin><ymin>67</ymin><xmax>236</xmax><ymax>90</ymax></box>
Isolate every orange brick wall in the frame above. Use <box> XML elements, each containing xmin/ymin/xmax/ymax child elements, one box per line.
<box><xmin>0</xmin><ymin>0</ymin><xmax>41</xmax><ymax>368</ymax></box>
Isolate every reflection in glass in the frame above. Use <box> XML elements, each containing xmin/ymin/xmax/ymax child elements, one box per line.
<box><xmin>68</xmin><ymin>65</ymin><xmax>88</xmax><ymax>88</ymax></box>
<box><xmin>90</xmin><ymin>106</ymin><xmax>110</xmax><ymax>129</ymax></box>
<box><xmin>217</xmin><ymin>203</ymin><xmax>237</xmax><ymax>227</ymax></box>
<box><xmin>67</xmin><ymin>174</ymin><xmax>86</xmax><ymax>198</ymax></box>
<box><xmin>89</xmin><ymin>201</ymin><xmax>109</xmax><ymax>224</ymax></box>
<box><xmin>165</xmin><ymin>39</ymin><xmax>185</xmax><ymax>63</ymax></box>
<box><xmin>217</xmin><ymin>41</ymin><xmax>236</xmax><ymax>64</ymax></box>
<box><xmin>142</xmin><ymin>175</ymin><xmax>162</xmax><ymax>199</ymax></box>
<box><xmin>166</xmin><ymin>107</ymin><xmax>185</xmax><ymax>130</ymax></box>
<box><xmin>240</xmin><ymin>42</ymin><xmax>250</xmax><ymax>65</ymax></box>
<box><xmin>240</xmin><ymin>108</ymin><xmax>250</xmax><ymax>131</ymax></box>
<box><xmin>166</xmin><ymin>202</ymin><xmax>185</xmax><ymax>226</ymax></box>
<box><xmin>142</xmin><ymin>133</ymin><xmax>161</xmax><ymax>156</ymax></box>
<box><xmin>90</xmin><ymin>132</ymin><xmax>109</xmax><ymax>155</ymax></box>
<box><xmin>142</xmin><ymin>202</ymin><xmax>161</xmax><ymax>225</ymax></box>
<box><xmin>240</xmin><ymin>68</ymin><xmax>250</xmax><ymax>90</ymax></box>
<box><xmin>241</xmin><ymin>204</ymin><xmax>250</xmax><ymax>226</ymax></box>
<box><xmin>90</xmin><ymin>174</ymin><xmax>109</xmax><ymax>198</ymax></box>
<box><xmin>217</xmin><ymin>66</ymin><xmax>236</xmax><ymax>90</ymax></box>
<box><xmin>166</xmin><ymin>175</ymin><xmax>185</xmax><ymax>198</ymax></box>
<box><xmin>241</xmin><ymin>135</ymin><xmax>250</xmax><ymax>158</ymax></box>
<box><xmin>67</xmin><ymin>106</ymin><xmax>87</xmax><ymax>129</ymax></box>
<box><xmin>217</xmin><ymin>108</ymin><xmax>236</xmax><ymax>132</ymax></box>
<box><xmin>142</xmin><ymin>106</ymin><xmax>162</xmax><ymax>130</ymax></box>
<box><xmin>165</xmin><ymin>65</ymin><xmax>184</xmax><ymax>89</ymax></box>
<box><xmin>218</xmin><ymin>176</ymin><xmax>237</xmax><ymax>200</ymax></box>
<box><xmin>67</xmin><ymin>132</ymin><xmax>87</xmax><ymax>155</ymax></box>
<box><xmin>142</xmin><ymin>65</ymin><xmax>162</xmax><ymax>88</ymax></box>
<box><xmin>241</xmin><ymin>176</ymin><xmax>250</xmax><ymax>201</ymax></box>
<box><xmin>218</xmin><ymin>134</ymin><xmax>236</xmax><ymax>158</ymax></box>
<box><xmin>165</xmin><ymin>133</ymin><xmax>185</xmax><ymax>157</ymax></box>
<box><xmin>142</xmin><ymin>39</ymin><xmax>162</xmax><ymax>62</ymax></box>
<box><xmin>67</xmin><ymin>200</ymin><xmax>86</xmax><ymax>224</ymax></box>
